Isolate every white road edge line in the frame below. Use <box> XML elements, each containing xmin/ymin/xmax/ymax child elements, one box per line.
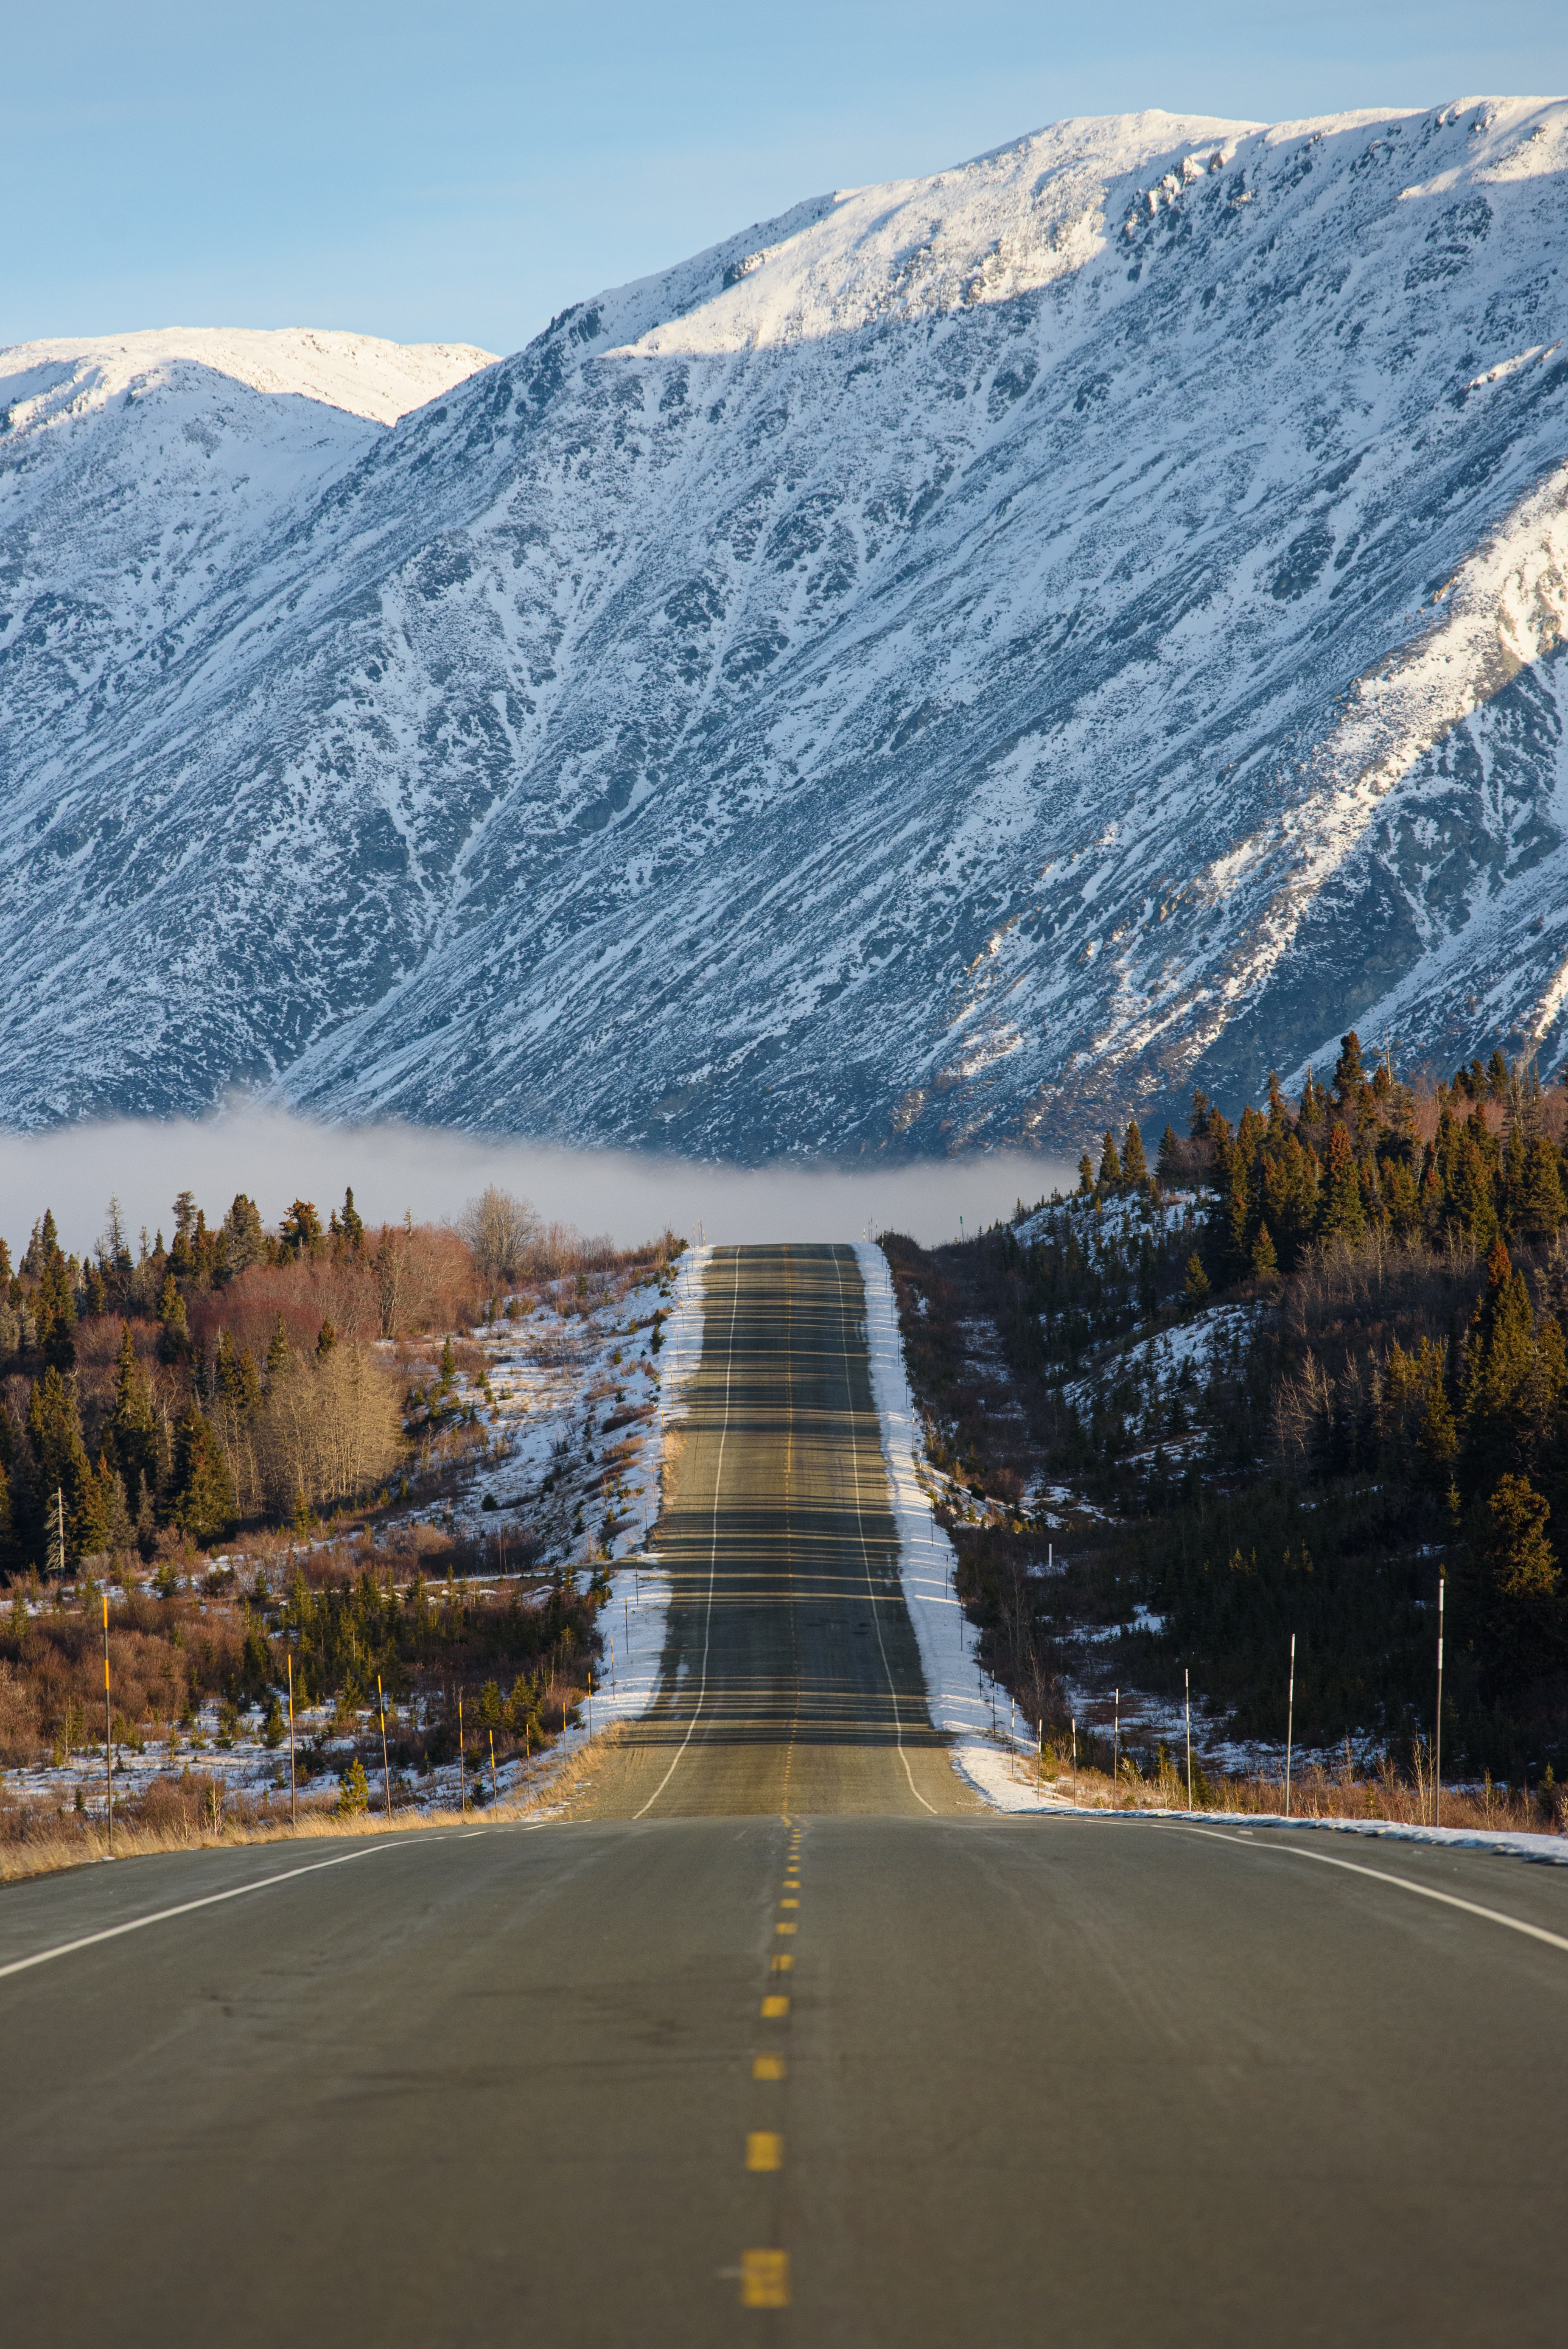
<box><xmin>0</xmin><ymin>1843</ymin><xmax>410</xmax><ymax>1983</ymax></box>
<box><xmin>836</xmin><ymin>1248</ymin><xmax>937</xmax><ymax>1817</ymax></box>
<box><xmin>1180</xmin><ymin>1825</ymin><xmax>1568</xmax><ymax>1954</ymax></box>
<box><xmin>633</xmin><ymin>1248</ymin><xmax>738</xmax><ymax>1820</ymax></box>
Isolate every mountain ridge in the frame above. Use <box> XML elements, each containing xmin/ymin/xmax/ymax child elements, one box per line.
<box><xmin>2</xmin><ymin>101</ymin><xmax>1566</xmax><ymax>1156</ymax></box>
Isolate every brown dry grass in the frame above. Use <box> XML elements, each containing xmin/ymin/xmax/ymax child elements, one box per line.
<box><xmin>0</xmin><ymin>1722</ymin><xmax>630</xmax><ymax>1890</ymax></box>
<box><xmin>1035</xmin><ymin>1754</ymin><xmax>1567</xmax><ymax>1834</ymax></box>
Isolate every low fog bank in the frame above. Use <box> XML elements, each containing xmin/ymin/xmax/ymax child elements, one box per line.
<box><xmin>0</xmin><ymin>1109</ymin><xmax>1075</xmax><ymax>1257</ymax></box>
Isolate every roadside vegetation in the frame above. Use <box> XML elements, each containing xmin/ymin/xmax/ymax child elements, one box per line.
<box><xmin>887</xmin><ymin>1036</ymin><xmax>1568</xmax><ymax>1817</ymax></box>
<box><xmin>0</xmin><ymin>1183</ymin><xmax>683</xmax><ymax>1870</ymax></box>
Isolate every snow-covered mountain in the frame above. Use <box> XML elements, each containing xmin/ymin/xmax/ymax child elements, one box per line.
<box><xmin>3</xmin><ymin>101</ymin><xmax>1567</xmax><ymax>1157</ymax></box>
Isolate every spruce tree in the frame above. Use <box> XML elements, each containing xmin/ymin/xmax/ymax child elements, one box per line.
<box><xmin>1098</xmin><ymin>1129</ymin><xmax>1123</xmax><ymax>1189</ymax></box>
<box><xmin>1154</xmin><ymin>1124</ymin><xmax>1183</xmax><ymax>1187</ymax></box>
<box><xmin>220</xmin><ymin>1193</ymin><xmax>266</xmax><ymax>1277</ymax></box>
<box><xmin>25</xmin><ymin>1368</ymin><xmax>91</xmax><ymax>1566</ymax></box>
<box><xmin>265</xmin><ymin>1314</ymin><xmax>291</xmax><ymax>1382</ymax></box>
<box><xmin>35</xmin><ymin>1245</ymin><xmax>77</xmax><ymax>1370</ymax></box>
<box><xmin>1460</xmin><ymin>1242</ymin><xmax>1536</xmax><ymax>1481</ymax></box>
<box><xmin>1076</xmin><ymin>1153</ymin><xmax>1095</xmax><ymax>1197</ymax></box>
<box><xmin>156</xmin><ymin>1273</ymin><xmax>190</xmax><ymax>1363</ymax></box>
<box><xmin>1331</xmin><ymin>1031</ymin><xmax>1366</xmax><ymax>1103</ymax></box>
<box><xmin>1473</xmin><ymin>1473</ymin><xmax>1562</xmax><ymax>1685</ymax></box>
<box><xmin>1443</xmin><ymin>1131</ymin><xmax>1498</xmax><ymax>1250</ymax></box>
<box><xmin>281</xmin><ymin>1200</ymin><xmax>324</xmax><ymax>1257</ymax></box>
<box><xmin>1251</xmin><ymin>1223</ymin><xmax>1279</xmax><ymax>1281</ymax></box>
<box><xmin>216</xmin><ymin>1330</ymin><xmax>262</xmax><ymax>1417</ymax></box>
<box><xmin>1417</xmin><ymin>1360</ymin><xmax>1459</xmax><ymax>1490</ymax></box>
<box><xmin>1318</xmin><ymin>1123</ymin><xmax>1366</xmax><ymax>1242</ymax></box>
<box><xmin>1121</xmin><ymin>1122</ymin><xmax>1148</xmax><ymax>1185</ymax></box>
<box><xmin>75</xmin><ymin>1453</ymin><xmax>125</xmax><ymax>1558</ymax></box>
<box><xmin>169</xmin><ymin>1403</ymin><xmax>237</xmax><ymax>1542</ymax></box>
<box><xmin>340</xmin><ymin>1187</ymin><xmax>366</xmax><ymax>1254</ymax></box>
<box><xmin>1517</xmin><ymin>1137</ymin><xmax>1567</xmax><ymax>1242</ymax></box>
<box><xmin>1224</xmin><ymin>1167</ymin><xmax>1251</xmax><ymax>1274</ymax></box>
<box><xmin>107</xmin><ymin>1325</ymin><xmax>160</xmax><ymax>1514</ymax></box>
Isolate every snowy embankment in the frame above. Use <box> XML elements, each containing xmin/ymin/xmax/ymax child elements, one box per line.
<box><xmin>582</xmin><ymin>1243</ymin><xmax>708</xmax><ymax>1738</ymax></box>
<box><xmin>855</xmin><ymin>1243</ymin><xmax>1060</xmax><ymax>1814</ymax></box>
<box><xmin>509</xmin><ymin>1244</ymin><xmax>710</xmax><ymax>1808</ymax></box>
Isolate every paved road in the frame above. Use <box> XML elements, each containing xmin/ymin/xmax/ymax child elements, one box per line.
<box><xmin>579</xmin><ymin>1243</ymin><xmax>969</xmax><ymax>1820</ymax></box>
<box><xmin>3</xmin><ymin>1246</ymin><xmax>1565</xmax><ymax>2346</ymax></box>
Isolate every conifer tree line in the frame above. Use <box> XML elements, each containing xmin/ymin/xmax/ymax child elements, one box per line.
<box><xmin>0</xmin><ymin>1187</ymin><xmax>463</xmax><ymax>1575</ymax></box>
<box><xmin>892</xmin><ymin>1033</ymin><xmax>1568</xmax><ymax>1778</ymax></box>
<box><xmin>1167</xmin><ymin>1032</ymin><xmax>1567</xmax><ymax>1274</ymax></box>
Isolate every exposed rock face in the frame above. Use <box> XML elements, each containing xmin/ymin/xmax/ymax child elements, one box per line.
<box><xmin>3</xmin><ymin>102</ymin><xmax>1567</xmax><ymax>1155</ymax></box>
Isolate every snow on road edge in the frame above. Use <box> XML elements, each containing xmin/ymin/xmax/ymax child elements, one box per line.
<box><xmin>497</xmin><ymin>1245</ymin><xmax>710</xmax><ymax>1814</ymax></box>
<box><xmin>589</xmin><ymin>1242</ymin><xmax>709</xmax><ymax>1737</ymax></box>
<box><xmin>854</xmin><ymin>1243</ymin><xmax>1058</xmax><ymax>1813</ymax></box>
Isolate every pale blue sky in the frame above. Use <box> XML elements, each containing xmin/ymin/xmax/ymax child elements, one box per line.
<box><xmin>6</xmin><ymin>1</ymin><xmax>1565</xmax><ymax>358</ymax></box>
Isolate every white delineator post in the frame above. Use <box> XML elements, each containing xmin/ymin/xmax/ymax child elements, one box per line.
<box><xmin>103</xmin><ymin>1593</ymin><xmax>113</xmax><ymax>1853</ymax></box>
<box><xmin>1284</xmin><ymin>1633</ymin><xmax>1296</xmax><ymax>1819</ymax></box>
<box><xmin>1184</xmin><ymin>1666</ymin><xmax>1193</xmax><ymax>1811</ymax></box>
<box><xmin>1435</xmin><ymin>1575</ymin><xmax>1445</xmax><ymax>1831</ymax></box>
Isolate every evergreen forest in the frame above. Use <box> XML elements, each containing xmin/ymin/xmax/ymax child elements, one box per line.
<box><xmin>887</xmin><ymin>1036</ymin><xmax>1568</xmax><ymax>1787</ymax></box>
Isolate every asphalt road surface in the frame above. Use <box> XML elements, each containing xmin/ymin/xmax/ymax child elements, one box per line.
<box><xmin>3</xmin><ymin>1245</ymin><xmax>1565</xmax><ymax>2347</ymax></box>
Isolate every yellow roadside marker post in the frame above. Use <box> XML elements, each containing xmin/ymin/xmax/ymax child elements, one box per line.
<box><xmin>287</xmin><ymin>1653</ymin><xmax>297</xmax><ymax>1831</ymax></box>
<box><xmin>378</xmin><ymin>1673</ymin><xmax>393</xmax><ymax>1824</ymax></box>
<box><xmin>490</xmin><ymin>1728</ymin><xmax>498</xmax><ymax>1803</ymax></box>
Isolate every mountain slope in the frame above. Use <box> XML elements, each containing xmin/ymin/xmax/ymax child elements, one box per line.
<box><xmin>2</xmin><ymin>104</ymin><xmax>1566</xmax><ymax>1154</ymax></box>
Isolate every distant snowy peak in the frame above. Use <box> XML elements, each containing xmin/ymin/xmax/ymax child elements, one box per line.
<box><xmin>0</xmin><ymin>326</ymin><xmax>498</xmax><ymax>433</ymax></box>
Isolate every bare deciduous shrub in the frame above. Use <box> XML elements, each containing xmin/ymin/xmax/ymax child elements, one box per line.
<box><xmin>258</xmin><ymin>1344</ymin><xmax>403</xmax><ymax>1516</ymax></box>
<box><xmin>370</xmin><ymin>1222</ymin><xmax>479</xmax><ymax>1337</ymax></box>
<box><xmin>457</xmin><ymin>1187</ymin><xmax>540</xmax><ymax>1289</ymax></box>
<box><xmin>0</xmin><ymin>1661</ymin><xmax>42</xmax><ymax>1765</ymax></box>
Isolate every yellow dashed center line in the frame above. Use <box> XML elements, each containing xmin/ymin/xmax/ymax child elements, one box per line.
<box><xmin>741</xmin><ymin>2249</ymin><xmax>790</xmax><ymax>2308</ymax></box>
<box><xmin>737</xmin><ymin>1780</ymin><xmax>806</xmax><ymax>2307</ymax></box>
